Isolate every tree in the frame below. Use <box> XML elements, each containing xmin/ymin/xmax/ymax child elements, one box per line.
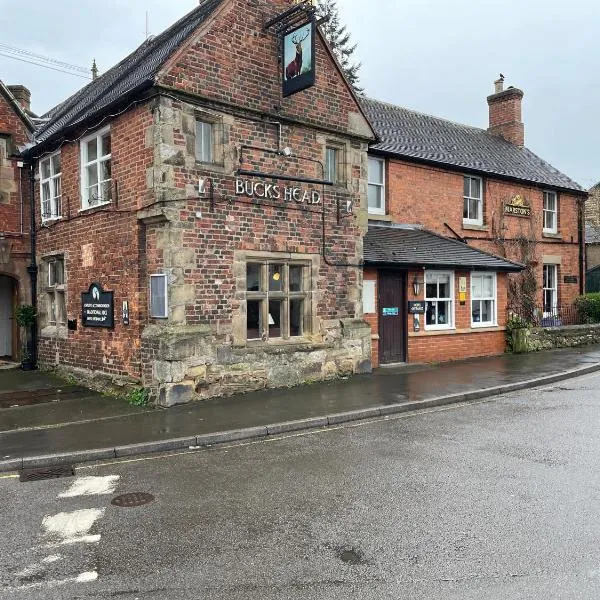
<box><xmin>316</xmin><ymin>0</ymin><xmax>363</xmax><ymax>94</ymax></box>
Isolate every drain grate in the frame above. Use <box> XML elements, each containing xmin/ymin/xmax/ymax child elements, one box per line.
<box><xmin>111</xmin><ymin>492</ymin><xmax>155</xmax><ymax>508</ymax></box>
<box><xmin>19</xmin><ymin>465</ymin><xmax>75</xmax><ymax>483</ymax></box>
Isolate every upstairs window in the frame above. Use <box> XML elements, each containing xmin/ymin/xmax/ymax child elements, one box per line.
<box><xmin>543</xmin><ymin>191</ymin><xmax>558</xmax><ymax>234</ymax></box>
<box><xmin>368</xmin><ymin>156</ymin><xmax>385</xmax><ymax>215</ymax></box>
<box><xmin>195</xmin><ymin>120</ymin><xmax>214</xmax><ymax>163</ymax></box>
<box><xmin>81</xmin><ymin>127</ymin><xmax>112</xmax><ymax>209</ymax></box>
<box><xmin>40</xmin><ymin>152</ymin><xmax>62</xmax><ymax>221</ymax></box>
<box><xmin>463</xmin><ymin>175</ymin><xmax>483</xmax><ymax>226</ymax></box>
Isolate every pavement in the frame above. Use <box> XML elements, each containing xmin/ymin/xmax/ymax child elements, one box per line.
<box><xmin>1</xmin><ymin>344</ymin><xmax>600</xmax><ymax>472</ymax></box>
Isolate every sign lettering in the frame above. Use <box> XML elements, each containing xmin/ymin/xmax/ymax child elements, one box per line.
<box><xmin>81</xmin><ymin>283</ymin><xmax>114</xmax><ymax>328</ymax></box>
<box><xmin>235</xmin><ymin>179</ymin><xmax>321</xmax><ymax>205</ymax></box>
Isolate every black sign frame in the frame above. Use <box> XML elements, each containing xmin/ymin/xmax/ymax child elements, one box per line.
<box><xmin>282</xmin><ymin>20</ymin><xmax>316</xmax><ymax>98</ymax></box>
<box><xmin>81</xmin><ymin>283</ymin><xmax>114</xmax><ymax>329</ymax></box>
<box><xmin>564</xmin><ymin>275</ymin><xmax>578</xmax><ymax>284</ymax></box>
<box><xmin>408</xmin><ymin>301</ymin><xmax>426</xmax><ymax>314</ymax></box>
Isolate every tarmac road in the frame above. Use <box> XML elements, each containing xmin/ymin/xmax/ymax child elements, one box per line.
<box><xmin>2</xmin><ymin>371</ymin><xmax>600</xmax><ymax>599</ymax></box>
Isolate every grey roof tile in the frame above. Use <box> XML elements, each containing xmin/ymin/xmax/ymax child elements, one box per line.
<box><xmin>364</xmin><ymin>224</ymin><xmax>524</xmax><ymax>272</ymax></box>
<box><xmin>362</xmin><ymin>97</ymin><xmax>584</xmax><ymax>193</ymax></box>
<box><xmin>34</xmin><ymin>0</ymin><xmax>223</xmax><ymax>146</ymax></box>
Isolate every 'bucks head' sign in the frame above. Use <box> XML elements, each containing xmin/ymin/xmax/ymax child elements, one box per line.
<box><xmin>82</xmin><ymin>283</ymin><xmax>114</xmax><ymax>328</ymax></box>
<box><xmin>282</xmin><ymin>21</ymin><xmax>316</xmax><ymax>97</ymax></box>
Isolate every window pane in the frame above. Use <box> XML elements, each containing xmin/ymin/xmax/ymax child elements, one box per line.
<box><xmin>41</xmin><ymin>159</ymin><xmax>51</xmax><ymax>180</ymax></box>
<box><xmin>87</xmin><ymin>164</ymin><xmax>98</xmax><ymax>187</ymax></box>
<box><xmin>437</xmin><ymin>300</ymin><xmax>449</xmax><ymax>325</ymax></box>
<box><xmin>56</xmin><ymin>292</ymin><xmax>66</xmax><ymax>324</ymax></box>
<box><xmin>425</xmin><ymin>283</ymin><xmax>437</xmax><ymax>299</ymax></box>
<box><xmin>471</xmin><ymin>178</ymin><xmax>481</xmax><ymax>198</ymax></box>
<box><xmin>326</xmin><ymin>148</ymin><xmax>337</xmax><ymax>183</ymax></box>
<box><xmin>246</xmin><ymin>263</ymin><xmax>261</xmax><ymax>291</ymax></box>
<box><xmin>482</xmin><ymin>275</ymin><xmax>493</xmax><ymax>297</ymax></box>
<box><xmin>49</xmin><ymin>294</ymin><xmax>56</xmax><ymax>324</ymax></box>
<box><xmin>268</xmin><ymin>300</ymin><xmax>282</xmax><ymax>338</ymax></box>
<box><xmin>425</xmin><ymin>301</ymin><xmax>436</xmax><ymax>325</ymax></box>
<box><xmin>472</xmin><ymin>275</ymin><xmax>482</xmax><ymax>298</ymax></box>
<box><xmin>150</xmin><ymin>275</ymin><xmax>167</xmax><ymax>318</ymax></box>
<box><xmin>56</xmin><ymin>260</ymin><xmax>64</xmax><ymax>285</ymax></box>
<box><xmin>472</xmin><ymin>300</ymin><xmax>481</xmax><ymax>323</ymax></box>
<box><xmin>51</xmin><ymin>153</ymin><xmax>61</xmax><ymax>174</ymax></box>
<box><xmin>481</xmin><ymin>299</ymin><xmax>492</xmax><ymax>322</ymax></box>
<box><xmin>469</xmin><ymin>198</ymin><xmax>479</xmax><ymax>221</ymax></box>
<box><xmin>42</xmin><ymin>181</ymin><xmax>51</xmax><ymax>203</ymax></box>
<box><xmin>368</xmin><ymin>158</ymin><xmax>383</xmax><ymax>184</ymax></box>
<box><xmin>88</xmin><ymin>184</ymin><xmax>99</xmax><ymax>205</ymax></box>
<box><xmin>368</xmin><ymin>184</ymin><xmax>382</xmax><ymax>209</ymax></box>
<box><xmin>463</xmin><ymin>197</ymin><xmax>469</xmax><ymax>219</ymax></box>
<box><xmin>100</xmin><ymin>181</ymin><xmax>112</xmax><ymax>203</ymax></box>
<box><xmin>247</xmin><ymin>299</ymin><xmax>262</xmax><ymax>340</ymax></box>
<box><xmin>289</xmin><ymin>266</ymin><xmax>303</xmax><ymax>292</ymax></box>
<box><xmin>438</xmin><ymin>275</ymin><xmax>450</xmax><ymax>299</ymax></box>
<box><xmin>202</xmin><ymin>122</ymin><xmax>212</xmax><ymax>162</ymax></box>
<box><xmin>463</xmin><ymin>177</ymin><xmax>470</xmax><ymax>197</ymax></box>
<box><xmin>269</xmin><ymin>264</ymin><xmax>283</xmax><ymax>292</ymax></box>
<box><xmin>53</xmin><ymin>177</ymin><xmax>61</xmax><ymax>200</ymax></box>
<box><xmin>100</xmin><ymin>159</ymin><xmax>111</xmax><ymax>182</ymax></box>
<box><xmin>290</xmin><ymin>299</ymin><xmax>303</xmax><ymax>336</ymax></box>
<box><xmin>101</xmin><ymin>134</ymin><xmax>111</xmax><ymax>157</ymax></box>
<box><xmin>86</xmin><ymin>138</ymin><xmax>97</xmax><ymax>162</ymax></box>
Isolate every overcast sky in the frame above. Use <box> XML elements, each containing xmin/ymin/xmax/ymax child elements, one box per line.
<box><xmin>0</xmin><ymin>0</ymin><xmax>597</xmax><ymax>187</ymax></box>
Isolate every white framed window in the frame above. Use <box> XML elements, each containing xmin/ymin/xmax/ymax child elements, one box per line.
<box><xmin>368</xmin><ymin>156</ymin><xmax>385</xmax><ymax>215</ymax></box>
<box><xmin>325</xmin><ymin>147</ymin><xmax>338</xmax><ymax>184</ymax></box>
<box><xmin>471</xmin><ymin>272</ymin><xmax>497</xmax><ymax>327</ymax></box>
<box><xmin>463</xmin><ymin>175</ymin><xmax>483</xmax><ymax>225</ymax></box>
<box><xmin>245</xmin><ymin>261</ymin><xmax>310</xmax><ymax>341</ymax></box>
<box><xmin>543</xmin><ymin>264</ymin><xmax>558</xmax><ymax>317</ymax></box>
<box><xmin>195</xmin><ymin>120</ymin><xmax>213</xmax><ymax>163</ymax></box>
<box><xmin>150</xmin><ymin>274</ymin><xmax>168</xmax><ymax>319</ymax></box>
<box><xmin>40</xmin><ymin>152</ymin><xmax>62</xmax><ymax>221</ymax></box>
<box><xmin>543</xmin><ymin>191</ymin><xmax>558</xmax><ymax>234</ymax></box>
<box><xmin>425</xmin><ymin>271</ymin><xmax>454</xmax><ymax>330</ymax></box>
<box><xmin>46</xmin><ymin>256</ymin><xmax>66</xmax><ymax>326</ymax></box>
<box><xmin>363</xmin><ymin>279</ymin><xmax>376</xmax><ymax>314</ymax></box>
<box><xmin>80</xmin><ymin>126</ymin><xmax>112</xmax><ymax>209</ymax></box>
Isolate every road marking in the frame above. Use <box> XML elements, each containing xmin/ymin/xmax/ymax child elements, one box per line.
<box><xmin>58</xmin><ymin>475</ymin><xmax>120</xmax><ymax>498</ymax></box>
<box><xmin>76</xmin><ymin>571</ymin><xmax>98</xmax><ymax>583</ymax></box>
<box><xmin>43</xmin><ymin>534</ymin><xmax>101</xmax><ymax>548</ymax></box>
<box><xmin>42</xmin><ymin>508</ymin><xmax>105</xmax><ymax>543</ymax></box>
<box><xmin>42</xmin><ymin>554</ymin><xmax>62</xmax><ymax>564</ymax></box>
<box><xmin>0</xmin><ymin>473</ymin><xmax>19</xmax><ymax>479</ymax></box>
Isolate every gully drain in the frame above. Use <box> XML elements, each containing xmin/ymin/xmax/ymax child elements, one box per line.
<box><xmin>111</xmin><ymin>492</ymin><xmax>155</xmax><ymax>507</ymax></box>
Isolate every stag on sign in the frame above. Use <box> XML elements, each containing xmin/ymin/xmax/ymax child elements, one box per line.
<box><xmin>282</xmin><ymin>22</ymin><xmax>315</xmax><ymax>97</ymax></box>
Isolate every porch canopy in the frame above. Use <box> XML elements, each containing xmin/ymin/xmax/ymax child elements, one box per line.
<box><xmin>364</xmin><ymin>224</ymin><xmax>524</xmax><ymax>272</ymax></box>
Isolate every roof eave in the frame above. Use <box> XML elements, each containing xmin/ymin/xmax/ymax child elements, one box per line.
<box><xmin>363</xmin><ymin>259</ymin><xmax>524</xmax><ymax>272</ymax></box>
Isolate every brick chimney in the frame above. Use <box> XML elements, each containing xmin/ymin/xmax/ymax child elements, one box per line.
<box><xmin>487</xmin><ymin>76</ymin><xmax>524</xmax><ymax>147</ymax></box>
<box><xmin>7</xmin><ymin>85</ymin><xmax>31</xmax><ymax>113</ymax></box>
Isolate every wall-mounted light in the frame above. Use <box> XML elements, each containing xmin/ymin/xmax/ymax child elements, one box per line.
<box><xmin>412</xmin><ymin>276</ymin><xmax>423</xmax><ymax>296</ymax></box>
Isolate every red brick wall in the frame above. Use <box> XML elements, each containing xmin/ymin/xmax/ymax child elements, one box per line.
<box><xmin>363</xmin><ymin>268</ymin><xmax>379</xmax><ymax>367</ymax></box>
<box><xmin>36</xmin><ymin>104</ymin><xmax>154</xmax><ymax>377</ymax></box>
<box><xmin>385</xmin><ymin>158</ymin><xmax>583</xmax><ymax>307</ymax></box>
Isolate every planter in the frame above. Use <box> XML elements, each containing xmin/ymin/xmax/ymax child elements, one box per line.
<box><xmin>20</xmin><ymin>360</ymin><xmax>35</xmax><ymax>371</ymax></box>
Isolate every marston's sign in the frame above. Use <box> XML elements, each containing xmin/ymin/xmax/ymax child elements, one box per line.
<box><xmin>82</xmin><ymin>283</ymin><xmax>114</xmax><ymax>328</ymax></box>
<box><xmin>235</xmin><ymin>179</ymin><xmax>321</xmax><ymax>204</ymax></box>
<box><xmin>504</xmin><ymin>194</ymin><xmax>531</xmax><ymax>217</ymax></box>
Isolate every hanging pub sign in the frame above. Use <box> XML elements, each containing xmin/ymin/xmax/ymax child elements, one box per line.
<box><xmin>504</xmin><ymin>194</ymin><xmax>531</xmax><ymax>217</ymax></box>
<box><xmin>81</xmin><ymin>283</ymin><xmax>114</xmax><ymax>328</ymax></box>
<box><xmin>282</xmin><ymin>21</ymin><xmax>316</xmax><ymax>97</ymax></box>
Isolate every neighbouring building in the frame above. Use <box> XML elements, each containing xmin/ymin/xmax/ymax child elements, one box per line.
<box><xmin>360</xmin><ymin>77</ymin><xmax>586</xmax><ymax>367</ymax></box>
<box><xmin>21</xmin><ymin>0</ymin><xmax>376</xmax><ymax>404</ymax></box>
<box><xmin>585</xmin><ymin>183</ymin><xmax>600</xmax><ymax>291</ymax></box>
<box><xmin>0</xmin><ymin>82</ymin><xmax>34</xmax><ymax>362</ymax></box>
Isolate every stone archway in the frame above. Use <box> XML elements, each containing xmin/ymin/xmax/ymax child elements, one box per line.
<box><xmin>0</xmin><ymin>274</ymin><xmax>17</xmax><ymax>360</ymax></box>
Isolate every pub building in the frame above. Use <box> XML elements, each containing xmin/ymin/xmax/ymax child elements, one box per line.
<box><xmin>21</xmin><ymin>0</ymin><xmax>376</xmax><ymax>404</ymax></box>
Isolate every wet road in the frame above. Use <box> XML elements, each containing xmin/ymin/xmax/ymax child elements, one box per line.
<box><xmin>2</xmin><ymin>371</ymin><xmax>600</xmax><ymax>599</ymax></box>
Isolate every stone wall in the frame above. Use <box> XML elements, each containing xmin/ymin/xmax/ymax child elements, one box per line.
<box><xmin>512</xmin><ymin>323</ymin><xmax>600</xmax><ymax>352</ymax></box>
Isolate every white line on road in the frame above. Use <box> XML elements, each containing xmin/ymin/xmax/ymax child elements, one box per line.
<box><xmin>58</xmin><ymin>475</ymin><xmax>120</xmax><ymax>498</ymax></box>
<box><xmin>42</xmin><ymin>508</ymin><xmax>105</xmax><ymax>543</ymax></box>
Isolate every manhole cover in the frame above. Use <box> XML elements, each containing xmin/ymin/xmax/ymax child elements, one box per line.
<box><xmin>339</xmin><ymin>548</ymin><xmax>363</xmax><ymax>565</ymax></box>
<box><xmin>111</xmin><ymin>492</ymin><xmax>154</xmax><ymax>507</ymax></box>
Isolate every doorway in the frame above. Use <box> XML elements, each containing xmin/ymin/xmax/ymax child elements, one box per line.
<box><xmin>378</xmin><ymin>270</ymin><xmax>407</xmax><ymax>364</ymax></box>
<box><xmin>0</xmin><ymin>275</ymin><xmax>15</xmax><ymax>359</ymax></box>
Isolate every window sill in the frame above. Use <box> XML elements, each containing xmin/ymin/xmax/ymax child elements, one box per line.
<box><xmin>462</xmin><ymin>222</ymin><xmax>488</xmax><ymax>232</ymax></box>
<box><xmin>471</xmin><ymin>321</ymin><xmax>498</xmax><ymax>329</ymax></box>
<box><xmin>542</xmin><ymin>231</ymin><xmax>561</xmax><ymax>239</ymax></box>
<box><xmin>367</xmin><ymin>213</ymin><xmax>392</xmax><ymax>222</ymax></box>
<box><xmin>41</xmin><ymin>217</ymin><xmax>63</xmax><ymax>225</ymax></box>
<box><xmin>79</xmin><ymin>201</ymin><xmax>112</xmax><ymax>214</ymax></box>
<box><xmin>41</xmin><ymin>325</ymin><xmax>68</xmax><ymax>340</ymax></box>
<box><xmin>423</xmin><ymin>326</ymin><xmax>455</xmax><ymax>333</ymax></box>
<box><xmin>410</xmin><ymin>325</ymin><xmax>505</xmax><ymax>337</ymax></box>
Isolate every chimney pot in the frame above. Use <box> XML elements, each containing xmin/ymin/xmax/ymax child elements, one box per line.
<box><xmin>7</xmin><ymin>85</ymin><xmax>31</xmax><ymax>113</ymax></box>
<box><xmin>494</xmin><ymin>75</ymin><xmax>504</xmax><ymax>94</ymax></box>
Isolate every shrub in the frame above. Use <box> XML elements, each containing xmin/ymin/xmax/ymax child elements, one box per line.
<box><xmin>574</xmin><ymin>293</ymin><xmax>600</xmax><ymax>324</ymax></box>
<box><xmin>15</xmin><ymin>305</ymin><xmax>36</xmax><ymax>328</ymax></box>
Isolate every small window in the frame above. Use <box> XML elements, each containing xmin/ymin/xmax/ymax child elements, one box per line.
<box><xmin>80</xmin><ymin>127</ymin><xmax>112</xmax><ymax>209</ymax></box>
<box><xmin>368</xmin><ymin>156</ymin><xmax>385</xmax><ymax>215</ymax></box>
<box><xmin>471</xmin><ymin>273</ymin><xmax>496</xmax><ymax>327</ymax></box>
<box><xmin>463</xmin><ymin>175</ymin><xmax>483</xmax><ymax>225</ymax></box>
<box><xmin>543</xmin><ymin>191</ymin><xmax>558</xmax><ymax>234</ymax></box>
<box><xmin>425</xmin><ymin>271</ymin><xmax>454</xmax><ymax>330</ymax></box>
<box><xmin>543</xmin><ymin>264</ymin><xmax>558</xmax><ymax>316</ymax></box>
<box><xmin>195</xmin><ymin>120</ymin><xmax>213</xmax><ymax>163</ymax></box>
<box><xmin>40</xmin><ymin>152</ymin><xmax>62</xmax><ymax>220</ymax></box>
<box><xmin>325</xmin><ymin>147</ymin><xmax>338</xmax><ymax>184</ymax></box>
<box><xmin>150</xmin><ymin>274</ymin><xmax>168</xmax><ymax>319</ymax></box>
<box><xmin>46</xmin><ymin>256</ymin><xmax>66</xmax><ymax>326</ymax></box>
<box><xmin>245</xmin><ymin>261</ymin><xmax>309</xmax><ymax>341</ymax></box>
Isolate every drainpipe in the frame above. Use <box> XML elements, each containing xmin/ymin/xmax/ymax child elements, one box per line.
<box><xmin>579</xmin><ymin>197</ymin><xmax>585</xmax><ymax>296</ymax></box>
<box><xmin>26</xmin><ymin>163</ymin><xmax>38</xmax><ymax>368</ymax></box>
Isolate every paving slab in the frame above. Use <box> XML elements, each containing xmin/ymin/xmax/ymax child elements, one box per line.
<box><xmin>0</xmin><ymin>344</ymin><xmax>599</xmax><ymax>468</ymax></box>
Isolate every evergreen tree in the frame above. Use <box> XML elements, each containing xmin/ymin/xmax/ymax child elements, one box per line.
<box><xmin>316</xmin><ymin>0</ymin><xmax>363</xmax><ymax>94</ymax></box>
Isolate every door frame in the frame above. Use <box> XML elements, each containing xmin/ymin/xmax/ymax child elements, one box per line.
<box><xmin>377</xmin><ymin>269</ymin><xmax>408</xmax><ymax>364</ymax></box>
<box><xmin>0</xmin><ymin>274</ymin><xmax>18</xmax><ymax>360</ymax></box>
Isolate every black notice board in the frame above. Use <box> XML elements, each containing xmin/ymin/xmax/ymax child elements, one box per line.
<box><xmin>81</xmin><ymin>283</ymin><xmax>114</xmax><ymax>328</ymax></box>
<box><xmin>408</xmin><ymin>301</ymin><xmax>425</xmax><ymax>314</ymax></box>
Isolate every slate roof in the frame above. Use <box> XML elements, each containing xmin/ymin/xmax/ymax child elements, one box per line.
<box><xmin>364</xmin><ymin>224</ymin><xmax>524</xmax><ymax>272</ymax></box>
<box><xmin>362</xmin><ymin>97</ymin><xmax>584</xmax><ymax>194</ymax></box>
<box><xmin>586</xmin><ymin>223</ymin><xmax>600</xmax><ymax>244</ymax></box>
<box><xmin>33</xmin><ymin>0</ymin><xmax>224</xmax><ymax>146</ymax></box>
